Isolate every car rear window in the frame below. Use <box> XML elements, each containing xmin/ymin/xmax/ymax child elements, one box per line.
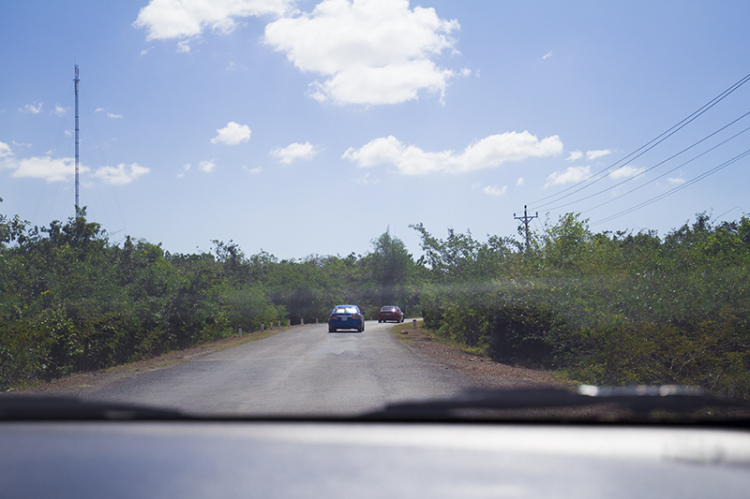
<box><xmin>334</xmin><ymin>307</ymin><xmax>357</xmax><ymax>314</ymax></box>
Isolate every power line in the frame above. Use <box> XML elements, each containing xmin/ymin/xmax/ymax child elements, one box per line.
<box><xmin>581</xmin><ymin>123</ymin><xmax>750</xmax><ymax>215</ymax></box>
<box><xmin>530</xmin><ymin>71</ymin><xmax>750</xmax><ymax>210</ymax></box>
<box><xmin>592</xmin><ymin>148</ymin><xmax>750</xmax><ymax>225</ymax></box>
<box><xmin>557</xmin><ymin>117</ymin><xmax>750</xmax><ymax>213</ymax></box>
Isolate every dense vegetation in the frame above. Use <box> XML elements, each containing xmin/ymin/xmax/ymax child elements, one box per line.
<box><xmin>2</xmin><ymin>201</ymin><xmax>749</xmax><ymax>399</ymax></box>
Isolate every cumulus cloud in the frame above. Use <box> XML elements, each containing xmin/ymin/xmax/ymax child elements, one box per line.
<box><xmin>1</xmin><ymin>155</ymin><xmax>87</xmax><ymax>182</ymax></box>
<box><xmin>0</xmin><ymin>141</ymin><xmax>12</xmax><ymax>158</ymax></box>
<box><xmin>343</xmin><ymin>131</ymin><xmax>563</xmax><ymax>176</ymax></box>
<box><xmin>177</xmin><ymin>163</ymin><xmax>191</xmax><ymax>178</ymax></box>
<box><xmin>211</xmin><ymin>121</ymin><xmax>251</xmax><ymax>145</ymax></box>
<box><xmin>542</xmin><ymin>51</ymin><xmax>552</xmax><ymax>60</ymax></box>
<box><xmin>610</xmin><ymin>165</ymin><xmax>644</xmax><ymax>179</ymax></box>
<box><xmin>107</xmin><ymin>113</ymin><xmax>123</xmax><ymax>119</ymax></box>
<box><xmin>269</xmin><ymin>141</ymin><xmax>318</xmax><ymax>164</ymax></box>
<box><xmin>587</xmin><ymin>149</ymin><xmax>612</xmax><ymax>160</ymax></box>
<box><xmin>93</xmin><ymin>163</ymin><xmax>150</xmax><ymax>185</ymax></box>
<box><xmin>244</xmin><ymin>165</ymin><xmax>263</xmax><ymax>174</ymax></box>
<box><xmin>19</xmin><ymin>102</ymin><xmax>43</xmax><ymax>114</ymax></box>
<box><xmin>264</xmin><ymin>0</ymin><xmax>460</xmax><ymax>106</ymax></box>
<box><xmin>566</xmin><ymin>150</ymin><xmax>583</xmax><ymax>162</ymax></box>
<box><xmin>516</xmin><ymin>177</ymin><xmax>524</xmax><ymax>186</ymax></box>
<box><xmin>134</xmin><ymin>0</ymin><xmax>293</xmax><ymax>41</ymax></box>
<box><xmin>199</xmin><ymin>159</ymin><xmax>217</xmax><ymax>172</ymax></box>
<box><xmin>668</xmin><ymin>177</ymin><xmax>685</xmax><ymax>185</ymax></box>
<box><xmin>545</xmin><ymin>165</ymin><xmax>591</xmax><ymax>187</ymax></box>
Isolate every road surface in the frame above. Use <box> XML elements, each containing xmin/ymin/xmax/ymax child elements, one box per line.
<box><xmin>79</xmin><ymin>320</ymin><xmax>472</xmax><ymax>416</ymax></box>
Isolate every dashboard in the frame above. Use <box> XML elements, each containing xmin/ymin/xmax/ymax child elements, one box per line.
<box><xmin>3</xmin><ymin>421</ymin><xmax>749</xmax><ymax>498</ymax></box>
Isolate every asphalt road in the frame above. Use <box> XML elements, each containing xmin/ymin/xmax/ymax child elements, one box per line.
<box><xmin>82</xmin><ymin>321</ymin><xmax>472</xmax><ymax>416</ymax></box>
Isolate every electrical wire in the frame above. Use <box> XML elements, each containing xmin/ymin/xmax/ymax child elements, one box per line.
<box><xmin>548</xmin><ymin>111</ymin><xmax>750</xmax><ymax>212</ymax></box>
<box><xmin>529</xmin><ymin>71</ymin><xmax>750</xmax><ymax>210</ymax></box>
<box><xmin>592</xmin><ymin>148</ymin><xmax>750</xmax><ymax>226</ymax></box>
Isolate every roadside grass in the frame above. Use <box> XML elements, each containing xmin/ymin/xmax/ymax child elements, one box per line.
<box><xmin>3</xmin><ymin>325</ymin><xmax>291</xmax><ymax>393</ymax></box>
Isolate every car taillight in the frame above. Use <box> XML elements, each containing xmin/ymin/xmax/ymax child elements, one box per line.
<box><xmin>352</xmin><ymin>314</ymin><xmax>360</xmax><ymax>319</ymax></box>
<box><xmin>330</xmin><ymin>315</ymin><xmax>337</xmax><ymax>319</ymax></box>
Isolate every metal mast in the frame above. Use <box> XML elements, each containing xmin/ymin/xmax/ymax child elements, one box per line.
<box><xmin>74</xmin><ymin>64</ymin><xmax>80</xmax><ymax>214</ymax></box>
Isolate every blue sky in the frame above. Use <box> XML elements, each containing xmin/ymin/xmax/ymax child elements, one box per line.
<box><xmin>2</xmin><ymin>0</ymin><xmax>749</xmax><ymax>259</ymax></box>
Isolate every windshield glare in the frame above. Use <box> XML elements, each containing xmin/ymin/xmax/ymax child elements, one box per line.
<box><xmin>1</xmin><ymin>0</ymin><xmax>749</xmax><ymax>421</ymax></box>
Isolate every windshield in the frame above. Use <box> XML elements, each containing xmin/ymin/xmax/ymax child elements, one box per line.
<box><xmin>1</xmin><ymin>0</ymin><xmax>749</xmax><ymax>421</ymax></box>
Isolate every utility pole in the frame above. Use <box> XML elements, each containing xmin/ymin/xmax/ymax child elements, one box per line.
<box><xmin>74</xmin><ymin>64</ymin><xmax>80</xmax><ymax>215</ymax></box>
<box><xmin>514</xmin><ymin>205</ymin><xmax>538</xmax><ymax>252</ymax></box>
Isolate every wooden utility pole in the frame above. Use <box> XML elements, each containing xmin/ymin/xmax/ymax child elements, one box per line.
<box><xmin>514</xmin><ymin>205</ymin><xmax>538</xmax><ymax>252</ymax></box>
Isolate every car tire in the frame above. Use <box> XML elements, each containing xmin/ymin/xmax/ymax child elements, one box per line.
<box><xmin>329</xmin><ymin>327</ymin><xmax>336</xmax><ymax>333</ymax></box>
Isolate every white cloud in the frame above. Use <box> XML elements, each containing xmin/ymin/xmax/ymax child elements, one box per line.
<box><xmin>566</xmin><ymin>150</ymin><xmax>583</xmax><ymax>162</ymax></box>
<box><xmin>140</xmin><ymin>46</ymin><xmax>153</xmax><ymax>56</ymax></box>
<box><xmin>0</xmin><ymin>142</ymin><xmax>12</xmax><ymax>158</ymax></box>
<box><xmin>355</xmin><ymin>172</ymin><xmax>378</xmax><ymax>185</ymax></box>
<box><xmin>264</xmin><ymin>0</ymin><xmax>460</xmax><ymax>106</ymax></box>
<box><xmin>211</xmin><ymin>121</ymin><xmax>251</xmax><ymax>145</ymax></box>
<box><xmin>545</xmin><ymin>165</ymin><xmax>591</xmax><ymax>187</ymax></box>
<box><xmin>65</xmin><ymin>130</ymin><xmax>73</xmax><ymax>137</ymax></box>
<box><xmin>668</xmin><ymin>177</ymin><xmax>685</xmax><ymax>185</ymax></box>
<box><xmin>1</xmin><ymin>155</ymin><xmax>88</xmax><ymax>182</ymax></box>
<box><xmin>543</xmin><ymin>51</ymin><xmax>552</xmax><ymax>60</ymax></box>
<box><xmin>483</xmin><ymin>185</ymin><xmax>507</xmax><ymax>197</ymax></box>
<box><xmin>95</xmin><ymin>107</ymin><xmax>106</xmax><ymax>113</ymax></box>
<box><xmin>93</xmin><ymin>163</ymin><xmax>150</xmax><ymax>185</ymax></box>
<box><xmin>177</xmin><ymin>163</ymin><xmax>191</xmax><ymax>178</ymax></box>
<box><xmin>134</xmin><ymin>0</ymin><xmax>293</xmax><ymax>41</ymax></box>
<box><xmin>343</xmin><ymin>131</ymin><xmax>563</xmax><ymax>176</ymax></box>
<box><xmin>19</xmin><ymin>102</ymin><xmax>43</xmax><ymax>114</ymax></box>
<box><xmin>199</xmin><ymin>159</ymin><xmax>217</xmax><ymax>172</ymax></box>
<box><xmin>53</xmin><ymin>104</ymin><xmax>68</xmax><ymax>117</ymax></box>
<box><xmin>516</xmin><ymin>177</ymin><xmax>524</xmax><ymax>186</ymax></box>
<box><xmin>270</xmin><ymin>141</ymin><xmax>318</xmax><ymax>164</ymax></box>
<box><xmin>176</xmin><ymin>39</ymin><xmax>191</xmax><ymax>53</ymax></box>
<box><xmin>610</xmin><ymin>165</ymin><xmax>644</xmax><ymax>179</ymax></box>
<box><xmin>244</xmin><ymin>165</ymin><xmax>263</xmax><ymax>174</ymax></box>
<box><xmin>586</xmin><ymin>149</ymin><xmax>611</xmax><ymax>160</ymax></box>
<box><xmin>107</xmin><ymin>113</ymin><xmax>123</xmax><ymax>119</ymax></box>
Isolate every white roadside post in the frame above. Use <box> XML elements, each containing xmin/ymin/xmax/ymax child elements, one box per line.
<box><xmin>238</xmin><ymin>327</ymin><xmax>242</xmax><ymax>338</ymax></box>
<box><xmin>261</xmin><ymin>321</ymin><xmax>265</xmax><ymax>332</ymax></box>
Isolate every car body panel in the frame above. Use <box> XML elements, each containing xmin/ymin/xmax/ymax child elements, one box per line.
<box><xmin>328</xmin><ymin>304</ymin><xmax>365</xmax><ymax>332</ymax></box>
<box><xmin>378</xmin><ymin>306</ymin><xmax>404</xmax><ymax>323</ymax></box>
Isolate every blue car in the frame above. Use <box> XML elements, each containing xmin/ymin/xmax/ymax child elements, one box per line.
<box><xmin>328</xmin><ymin>304</ymin><xmax>365</xmax><ymax>332</ymax></box>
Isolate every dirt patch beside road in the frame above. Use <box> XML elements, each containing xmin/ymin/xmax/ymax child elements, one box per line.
<box><xmin>393</xmin><ymin>320</ymin><xmax>569</xmax><ymax>390</ymax></box>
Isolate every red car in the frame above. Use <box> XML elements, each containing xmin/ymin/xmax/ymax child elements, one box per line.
<box><xmin>378</xmin><ymin>306</ymin><xmax>404</xmax><ymax>323</ymax></box>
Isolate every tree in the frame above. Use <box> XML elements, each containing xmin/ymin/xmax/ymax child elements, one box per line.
<box><xmin>367</xmin><ymin>230</ymin><xmax>413</xmax><ymax>308</ymax></box>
